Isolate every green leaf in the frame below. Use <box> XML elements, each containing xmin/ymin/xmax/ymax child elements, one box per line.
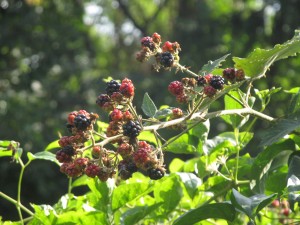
<box><xmin>199</xmin><ymin>54</ymin><xmax>230</xmax><ymax>75</ymax></box>
<box><xmin>154</xmin><ymin>108</ymin><xmax>173</xmax><ymax>120</ymax></box>
<box><xmin>111</xmin><ymin>182</ymin><xmax>152</xmax><ymax>211</ymax></box>
<box><xmin>230</xmin><ymin>189</ymin><xmax>276</xmax><ymax>219</ymax></box>
<box><xmin>189</xmin><ymin>120</ymin><xmax>210</xmax><ymax>141</ymax></box>
<box><xmin>259</xmin><ymin>115</ymin><xmax>300</xmax><ymax>147</ymax></box>
<box><xmin>288</xmin><ymin>90</ymin><xmax>300</xmax><ymax>115</ymax></box>
<box><xmin>72</xmin><ymin>175</ymin><xmax>89</xmax><ymax>188</ymax></box>
<box><xmin>165</xmin><ymin>134</ymin><xmax>197</xmax><ymax>154</ymax></box>
<box><xmin>154</xmin><ymin>174</ymin><xmax>183</xmax><ymax>215</ymax></box>
<box><xmin>251</xmin><ymin>139</ymin><xmax>294</xmax><ymax>193</ymax></box>
<box><xmin>120</xmin><ymin>203</ymin><xmax>162</xmax><ymax>225</ymax></box>
<box><xmin>169</xmin><ymin>158</ymin><xmax>185</xmax><ymax>173</ymax></box>
<box><xmin>254</xmin><ymin>87</ymin><xmax>281</xmax><ymax>109</ymax></box>
<box><xmin>27</xmin><ymin>151</ymin><xmax>59</xmax><ymax>164</ymax></box>
<box><xmin>141</xmin><ymin>92</ymin><xmax>157</xmax><ymax>118</ymax></box>
<box><xmin>233</xmin><ymin>30</ymin><xmax>300</xmax><ymax>78</ymax></box>
<box><xmin>44</xmin><ymin>140</ymin><xmax>60</xmax><ymax>151</ymax></box>
<box><xmin>177</xmin><ymin>172</ymin><xmax>202</xmax><ymax>199</ymax></box>
<box><xmin>173</xmin><ymin>203</ymin><xmax>236</xmax><ymax>225</ymax></box>
<box><xmin>138</xmin><ymin>131</ymin><xmax>158</xmax><ymax>145</ymax></box>
<box><xmin>287</xmin><ymin>174</ymin><xmax>300</xmax><ymax>211</ymax></box>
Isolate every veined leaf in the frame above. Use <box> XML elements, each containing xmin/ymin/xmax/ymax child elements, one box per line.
<box><xmin>233</xmin><ymin>30</ymin><xmax>300</xmax><ymax>78</ymax></box>
<box><xmin>173</xmin><ymin>203</ymin><xmax>235</xmax><ymax>225</ymax></box>
<box><xmin>141</xmin><ymin>92</ymin><xmax>157</xmax><ymax>118</ymax></box>
<box><xmin>199</xmin><ymin>54</ymin><xmax>230</xmax><ymax>75</ymax></box>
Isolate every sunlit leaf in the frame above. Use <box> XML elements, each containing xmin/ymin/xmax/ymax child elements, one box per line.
<box><xmin>141</xmin><ymin>92</ymin><xmax>157</xmax><ymax>118</ymax></box>
<box><xmin>173</xmin><ymin>203</ymin><xmax>236</xmax><ymax>225</ymax></box>
<box><xmin>199</xmin><ymin>54</ymin><xmax>230</xmax><ymax>75</ymax></box>
<box><xmin>234</xmin><ymin>30</ymin><xmax>300</xmax><ymax>78</ymax></box>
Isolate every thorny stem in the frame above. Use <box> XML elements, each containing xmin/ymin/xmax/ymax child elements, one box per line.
<box><xmin>175</xmin><ymin>63</ymin><xmax>199</xmax><ymax>78</ymax></box>
<box><xmin>234</xmin><ymin>128</ymin><xmax>240</xmax><ymax>184</ymax></box>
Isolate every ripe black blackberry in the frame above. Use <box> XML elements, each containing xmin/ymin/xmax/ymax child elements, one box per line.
<box><xmin>123</xmin><ymin>120</ymin><xmax>142</xmax><ymax>138</ymax></box>
<box><xmin>209</xmin><ymin>75</ymin><xmax>225</xmax><ymax>90</ymax></box>
<box><xmin>96</xmin><ymin>94</ymin><xmax>110</xmax><ymax>107</ymax></box>
<box><xmin>106</xmin><ymin>80</ymin><xmax>121</xmax><ymax>96</ymax></box>
<box><xmin>160</xmin><ymin>51</ymin><xmax>174</xmax><ymax>67</ymax></box>
<box><xmin>197</xmin><ymin>76</ymin><xmax>207</xmax><ymax>86</ymax></box>
<box><xmin>148</xmin><ymin>167</ymin><xmax>165</xmax><ymax>180</ymax></box>
<box><xmin>74</xmin><ymin>114</ymin><xmax>91</xmax><ymax>131</ymax></box>
<box><xmin>118</xmin><ymin>160</ymin><xmax>138</xmax><ymax>180</ymax></box>
<box><xmin>141</xmin><ymin>36</ymin><xmax>155</xmax><ymax>51</ymax></box>
<box><xmin>56</xmin><ymin>145</ymin><xmax>75</xmax><ymax>163</ymax></box>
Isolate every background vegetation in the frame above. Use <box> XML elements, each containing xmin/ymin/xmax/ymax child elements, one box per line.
<box><xmin>1</xmin><ymin>0</ymin><xmax>300</xmax><ymax>221</ymax></box>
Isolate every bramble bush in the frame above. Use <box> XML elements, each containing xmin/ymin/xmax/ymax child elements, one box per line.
<box><xmin>1</xmin><ymin>30</ymin><xmax>300</xmax><ymax>225</ymax></box>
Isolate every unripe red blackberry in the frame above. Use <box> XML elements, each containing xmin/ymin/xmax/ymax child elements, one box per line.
<box><xmin>172</xmin><ymin>108</ymin><xmax>183</xmax><ymax>118</ymax></box>
<box><xmin>159</xmin><ymin>51</ymin><xmax>174</xmax><ymax>67</ymax></box>
<box><xmin>204</xmin><ymin>86</ymin><xmax>217</xmax><ymax>97</ymax></box>
<box><xmin>148</xmin><ymin>166</ymin><xmax>165</xmax><ymax>180</ymax></box>
<box><xmin>97</xmin><ymin>168</ymin><xmax>111</xmax><ymax>182</ymax></box>
<box><xmin>141</xmin><ymin>36</ymin><xmax>155</xmax><ymax>51</ymax></box>
<box><xmin>58</xmin><ymin>136</ymin><xmax>72</xmax><ymax>147</ymax></box>
<box><xmin>123</xmin><ymin>120</ymin><xmax>142</xmax><ymax>138</ymax></box>
<box><xmin>74</xmin><ymin>157</ymin><xmax>88</xmax><ymax>170</ymax></box>
<box><xmin>123</xmin><ymin>110</ymin><xmax>134</xmax><ymax>121</ymax></box>
<box><xmin>96</xmin><ymin>94</ymin><xmax>110</xmax><ymax>107</ymax></box>
<box><xmin>67</xmin><ymin>111</ymin><xmax>78</xmax><ymax>125</ymax></box>
<box><xmin>176</xmin><ymin>94</ymin><xmax>188</xmax><ymax>103</ymax></box>
<box><xmin>282</xmin><ymin>208</ymin><xmax>290</xmax><ymax>217</ymax></box>
<box><xmin>151</xmin><ymin>32</ymin><xmax>161</xmax><ymax>44</ymax></box>
<box><xmin>223</xmin><ymin>68</ymin><xmax>236</xmax><ymax>81</ymax></box>
<box><xmin>85</xmin><ymin>163</ymin><xmax>101</xmax><ymax>178</ymax></box>
<box><xmin>64</xmin><ymin>163</ymin><xmax>82</xmax><ymax>177</ymax></box>
<box><xmin>138</xmin><ymin>141</ymin><xmax>151</xmax><ymax>151</ymax></box>
<box><xmin>92</xmin><ymin>146</ymin><xmax>102</xmax><ymax>159</ymax></box>
<box><xmin>168</xmin><ymin>81</ymin><xmax>184</xmax><ymax>96</ymax></box>
<box><xmin>117</xmin><ymin>142</ymin><xmax>133</xmax><ymax>158</ymax></box>
<box><xmin>133</xmin><ymin>148</ymin><xmax>151</xmax><ymax>168</ymax></box>
<box><xmin>235</xmin><ymin>69</ymin><xmax>245</xmax><ymax>81</ymax></box>
<box><xmin>162</xmin><ymin>41</ymin><xmax>173</xmax><ymax>52</ymax></box>
<box><xmin>209</xmin><ymin>75</ymin><xmax>225</xmax><ymax>90</ymax></box>
<box><xmin>106</xmin><ymin>80</ymin><xmax>121</xmax><ymax>96</ymax></box>
<box><xmin>111</xmin><ymin>92</ymin><xmax>123</xmax><ymax>103</ymax></box>
<box><xmin>120</xmin><ymin>78</ymin><xmax>135</xmax><ymax>98</ymax></box>
<box><xmin>110</xmin><ymin>109</ymin><xmax>123</xmax><ymax>121</ymax></box>
<box><xmin>74</xmin><ymin>114</ymin><xmax>91</xmax><ymax>131</ymax></box>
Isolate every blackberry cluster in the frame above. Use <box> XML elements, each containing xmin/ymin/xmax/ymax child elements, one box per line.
<box><xmin>106</xmin><ymin>80</ymin><xmax>121</xmax><ymax>96</ymax></box>
<box><xmin>222</xmin><ymin>68</ymin><xmax>246</xmax><ymax>83</ymax></box>
<box><xmin>209</xmin><ymin>75</ymin><xmax>225</xmax><ymax>90</ymax></box>
<box><xmin>123</xmin><ymin>120</ymin><xmax>142</xmax><ymax>138</ymax></box>
<box><xmin>74</xmin><ymin>114</ymin><xmax>91</xmax><ymax>131</ymax></box>
<box><xmin>159</xmin><ymin>51</ymin><xmax>174</xmax><ymax>68</ymax></box>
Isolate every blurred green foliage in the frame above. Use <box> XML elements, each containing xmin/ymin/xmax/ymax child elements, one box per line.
<box><xmin>1</xmin><ymin>0</ymin><xmax>300</xmax><ymax>220</ymax></box>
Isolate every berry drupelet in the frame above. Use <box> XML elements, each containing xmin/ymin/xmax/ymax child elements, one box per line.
<box><xmin>168</xmin><ymin>81</ymin><xmax>184</xmax><ymax>96</ymax></box>
<box><xmin>123</xmin><ymin>120</ymin><xmax>142</xmax><ymax>138</ymax></box>
<box><xmin>159</xmin><ymin>51</ymin><xmax>174</xmax><ymax>67</ymax></box>
<box><xmin>148</xmin><ymin>166</ymin><xmax>165</xmax><ymax>180</ymax></box>
<box><xmin>209</xmin><ymin>75</ymin><xmax>225</xmax><ymax>90</ymax></box>
<box><xmin>106</xmin><ymin>80</ymin><xmax>121</xmax><ymax>96</ymax></box>
<box><xmin>74</xmin><ymin>114</ymin><xmax>91</xmax><ymax>131</ymax></box>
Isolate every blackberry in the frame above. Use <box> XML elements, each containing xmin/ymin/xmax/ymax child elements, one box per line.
<box><xmin>160</xmin><ymin>51</ymin><xmax>174</xmax><ymax>67</ymax></box>
<box><xmin>204</xmin><ymin>86</ymin><xmax>217</xmax><ymax>97</ymax></box>
<box><xmin>106</xmin><ymin>80</ymin><xmax>121</xmax><ymax>96</ymax></box>
<box><xmin>209</xmin><ymin>75</ymin><xmax>225</xmax><ymax>90</ymax></box>
<box><xmin>223</xmin><ymin>68</ymin><xmax>236</xmax><ymax>81</ymax></box>
<box><xmin>197</xmin><ymin>76</ymin><xmax>207</xmax><ymax>86</ymax></box>
<box><xmin>148</xmin><ymin>167</ymin><xmax>165</xmax><ymax>180</ymax></box>
<box><xmin>141</xmin><ymin>36</ymin><xmax>155</xmax><ymax>51</ymax></box>
<box><xmin>235</xmin><ymin>69</ymin><xmax>245</xmax><ymax>81</ymax></box>
<box><xmin>120</xmin><ymin>78</ymin><xmax>135</xmax><ymax>98</ymax></box>
<box><xmin>123</xmin><ymin>120</ymin><xmax>142</xmax><ymax>138</ymax></box>
<box><xmin>66</xmin><ymin>123</ymin><xmax>74</xmax><ymax>133</ymax></box>
<box><xmin>118</xmin><ymin>160</ymin><xmax>138</xmax><ymax>180</ymax></box>
<box><xmin>74</xmin><ymin>114</ymin><xmax>91</xmax><ymax>131</ymax></box>
<box><xmin>168</xmin><ymin>81</ymin><xmax>184</xmax><ymax>96</ymax></box>
<box><xmin>85</xmin><ymin>163</ymin><xmax>101</xmax><ymax>178</ymax></box>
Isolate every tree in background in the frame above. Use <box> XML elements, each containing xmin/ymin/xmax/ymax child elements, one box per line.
<box><xmin>1</xmin><ymin>0</ymin><xmax>300</xmax><ymax>220</ymax></box>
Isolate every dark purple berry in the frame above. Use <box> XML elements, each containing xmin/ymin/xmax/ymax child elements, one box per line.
<box><xmin>160</xmin><ymin>52</ymin><xmax>174</xmax><ymax>67</ymax></box>
<box><xmin>123</xmin><ymin>120</ymin><xmax>142</xmax><ymax>138</ymax></box>
<box><xmin>209</xmin><ymin>75</ymin><xmax>225</xmax><ymax>90</ymax></box>
<box><xmin>106</xmin><ymin>80</ymin><xmax>121</xmax><ymax>96</ymax></box>
<box><xmin>74</xmin><ymin>114</ymin><xmax>91</xmax><ymax>131</ymax></box>
<box><xmin>148</xmin><ymin>167</ymin><xmax>165</xmax><ymax>180</ymax></box>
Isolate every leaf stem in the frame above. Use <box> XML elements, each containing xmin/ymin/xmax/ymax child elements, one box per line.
<box><xmin>0</xmin><ymin>192</ymin><xmax>33</xmax><ymax>216</ymax></box>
